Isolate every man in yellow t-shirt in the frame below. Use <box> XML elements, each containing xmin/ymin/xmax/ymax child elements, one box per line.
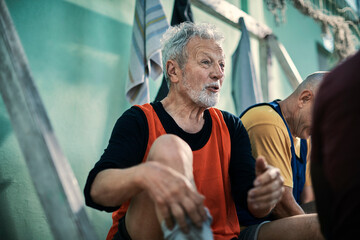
<box><xmin>240</xmin><ymin>72</ymin><xmax>327</xmax><ymax>220</ymax></box>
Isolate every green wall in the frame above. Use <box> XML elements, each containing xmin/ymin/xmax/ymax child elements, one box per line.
<box><xmin>0</xmin><ymin>0</ymin><xmax>342</xmax><ymax>239</ymax></box>
<box><xmin>248</xmin><ymin>1</ymin><xmax>326</xmax><ymax>100</ymax></box>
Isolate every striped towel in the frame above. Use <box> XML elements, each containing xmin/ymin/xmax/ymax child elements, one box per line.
<box><xmin>126</xmin><ymin>0</ymin><xmax>169</xmax><ymax>105</ymax></box>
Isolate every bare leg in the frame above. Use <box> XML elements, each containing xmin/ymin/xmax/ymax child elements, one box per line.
<box><xmin>125</xmin><ymin>134</ymin><xmax>195</xmax><ymax>240</ymax></box>
<box><xmin>258</xmin><ymin>213</ymin><xmax>324</xmax><ymax>240</ymax></box>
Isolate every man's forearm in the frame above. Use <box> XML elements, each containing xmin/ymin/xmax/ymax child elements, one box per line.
<box><xmin>271</xmin><ymin>186</ymin><xmax>305</xmax><ymax>219</ymax></box>
<box><xmin>301</xmin><ymin>185</ymin><xmax>315</xmax><ymax>204</ymax></box>
<box><xmin>90</xmin><ymin>166</ymin><xmax>144</xmax><ymax>207</ymax></box>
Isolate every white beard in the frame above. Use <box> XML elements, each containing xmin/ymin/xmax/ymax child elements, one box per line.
<box><xmin>183</xmin><ymin>77</ymin><xmax>220</xmax><ymax>108</ymax></box>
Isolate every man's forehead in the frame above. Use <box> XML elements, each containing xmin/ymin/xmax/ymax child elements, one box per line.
<box><xmin>186</xmin><ymin>37</ymin><xmax>224</xmax><ymax>58</ymax></box>
<box><xmin>197</xmin><ymin>50</ymin><xmax>225</xmax><ymax>60</ymax></box>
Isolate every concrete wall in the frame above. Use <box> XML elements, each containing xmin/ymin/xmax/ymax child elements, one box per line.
<box><xmin>0</xmin><ymin>0</ymin><xmax>337</xmax><ymax>239</ymax></box>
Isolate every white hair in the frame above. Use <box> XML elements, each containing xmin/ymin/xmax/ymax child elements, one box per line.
<box><xmin>161</xmin><ymin>22</ymin><xmax>224</xmax><ymax>86</ymax></box>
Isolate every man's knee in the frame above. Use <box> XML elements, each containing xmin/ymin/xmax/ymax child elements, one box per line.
<box><xmin>126</xmin><ymin>135</ymin><xmax>195</xmax><ymax>239</ymax></box>
<box><xmin>148</xmin><ymin>134</ymin><xmax>193</xmax><ymax>179</ymax></box>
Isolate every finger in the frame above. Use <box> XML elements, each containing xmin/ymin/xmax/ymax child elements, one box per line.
<box><xmin>191</xmin><ymin>192</ymin><xmax>207</xmax><ymax>221</ymax></box>
<box><xmin>156</xmin><ymin>200</ymin><xmax>174</xmax><ymax>229</ymax></box>
<box><xmin>248</xmin><ymin>196</ymin><xmax>280</xmax><ymax>211</ymax></box>
<box><xmin>182</xmin><ymin>191</ymin><xmax>206</xmax><ymax>228</ymax></box>
<box><xmin>170</xmin><ymin>203</ymin><xmax>189</xmax><ymax>233</ymax></box>
<box><xmin>177</xmin><ymin>179</ymin><xmax>206</xmax><ymax>223</ymax></box>
<box><xmin>164</xmin><ymin>216</ymin><xmax>175</xmax><ymax>230</ymax></box>
<box><xmin>255</xmin><ymin>156</ymin><xmax>268</xmax><ymax>176</ymax></box>
<box><xmin>248</xmin><ymin>194</ymin><xmax>282</xmax><ymax>212</ymax></box>
<box><xmin>248</xmin><ymin>184</ymin><xmax>283</xmax><ymax>204</ymax></box>
<box><xmin>254</xmin><ymin>167</ymin><xmax>281</xmax><ymax>187</ymax></box>
<box><xmin>181</xmin><ymin>197</ymin><xmax>204</xmax><ymax>228</ymax></box>
<box><xmin>250</xmin><ymin>175</ymin><xmax>283</xmax><ymax>198</ymax></box>
<box><xmin>199</xmin><ymin>202</ymin><xmax>207</xmax><ymax>222</ymax></box>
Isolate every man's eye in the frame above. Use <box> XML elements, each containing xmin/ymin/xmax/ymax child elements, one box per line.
<box><xmin>202</xmin><ymin>60</ymin><xmax>210</xmax><ymax>65</ymax></box>
<box><xmin>220</xmin><ymin>63</ymin><xmax>225</xmax><ymax>69</ymax></box>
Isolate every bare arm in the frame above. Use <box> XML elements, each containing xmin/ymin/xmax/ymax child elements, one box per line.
<box><xmin>90</xmin><ymin>161</ymin><xmax>204</xmax><ymax>213</ymax></box>
<box><xmin>271</xmin><ymin>186</ymin><xmax>305</xmax><ymax>218</ymax></box>
<box><xmin>90</xmin><ymin>166</ymin><xmax>145</xmax><ymax>207</ymax></box>
<box><xmin>301</xmin><ymin>185</ymin><xmax>314</xmax><ymax>204</ymax></box>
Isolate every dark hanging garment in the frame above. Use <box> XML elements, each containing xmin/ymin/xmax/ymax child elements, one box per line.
<box><xmin>170</xmin><ymin>0</ymin><xmax>193</xmax><ymax>25</ymax></box>
<box><xmin>154</xmin><ymin>0</ymin><xmax>194</xmax><ymax>102</ymax></box>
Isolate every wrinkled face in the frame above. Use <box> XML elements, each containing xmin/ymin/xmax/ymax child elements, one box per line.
<box><xmin>180</xmin><ymin>37</ymin><xmax>225</xmax><ymax>108</ymax></box>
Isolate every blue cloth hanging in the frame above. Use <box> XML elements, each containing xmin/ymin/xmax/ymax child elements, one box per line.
<box><xmin>231</xmin><ymin>17</ymin><xmax>263</xmax><ymax>115</ymax></box>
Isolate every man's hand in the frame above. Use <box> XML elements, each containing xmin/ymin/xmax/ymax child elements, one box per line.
<box><xmin>247</xmin><ymin>156</ymin><xmax>284</xmax><ymax>218</ymax></box>
<box><xmin>139</xmin><ymin>161</ymin><xmax>207</xmax><ymax>233</ymax></box>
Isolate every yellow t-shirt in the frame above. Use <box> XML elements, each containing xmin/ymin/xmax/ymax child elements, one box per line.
<box><xmin>241</xmin><ymin>105</ymin><xmax>311</xmax><ymax>188</ymax></box>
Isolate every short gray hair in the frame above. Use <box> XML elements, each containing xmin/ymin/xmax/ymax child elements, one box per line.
<box><xmin>161</xmin><ymin>22</ymin><xmax>224</xmax><ymax>86</ymax></box>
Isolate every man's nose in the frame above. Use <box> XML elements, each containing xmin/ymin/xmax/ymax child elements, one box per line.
<box><xmin>210</xmin><ymin>63</ymin><xmax>224</xmax><ymax>80</ymax></box>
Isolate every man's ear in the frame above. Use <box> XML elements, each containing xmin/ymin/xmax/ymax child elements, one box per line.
<box><xmin>166</xmin><ymin>60</ymin><xmax>181</xmax><ymax>84</ymax></box>
<box><xmin>298</xmin><ymin>90</ymin><xmax>313</xmax><ymax>108</ymax></box>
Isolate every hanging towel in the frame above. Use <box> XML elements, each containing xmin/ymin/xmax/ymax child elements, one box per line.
<box><xmin>126</xmin><ymin>0</ymin><xmax>169</xmax><ymax>105</ymax></box>
<box><xmin>231</xmin><ymin>17</ymin><xmax>263</xmax><ymax>115</ymax></box>
<box><xmin>154</xmin><ymin>0</ymin><xmax>194</xmax><ymax>102</ymax></box>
